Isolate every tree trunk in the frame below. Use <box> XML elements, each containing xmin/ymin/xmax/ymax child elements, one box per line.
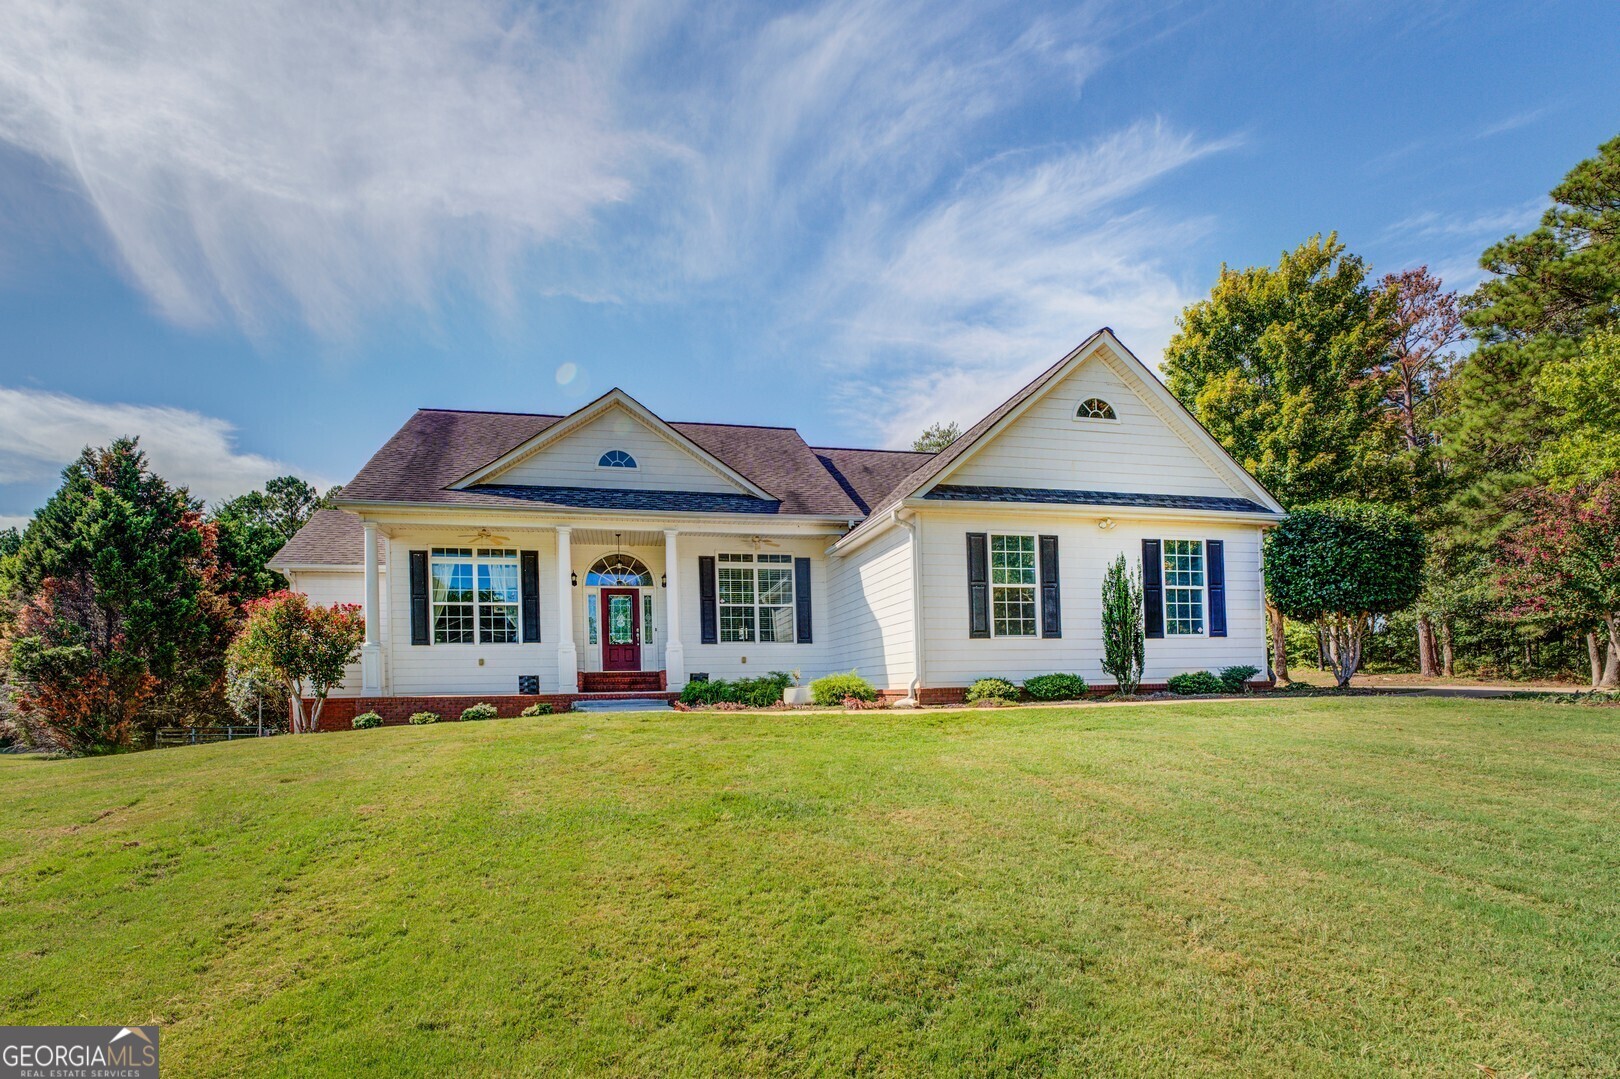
<box><xmin>1316</xmin><ymin>625</ymin><xmax>1329</xmax><ymax>669</ymax></box>
<box><xmin>1268</xmin><ymin>602</ymin><xmax>1289</xmax><ymax>682</ymax></box>
<box><xmin>1601</xmin><ymin>615</ymin><xmax>1620</xmax><ymax>691</ymax></box>
<box><xmin>1416</xmin><ymin>615</ymin><xmax>1439</xmax><ymax>677</ymax></box>
<box><xmin>1440</xmin><ymin>620</ymin><xmax>1455</xmax><ymax>676</ymax></box>
<box><xmin>1588</xmin><ymin>631</ymin><xmax>1605</xmax><ymax>691</ymax></box>
<box><xmin>1322</xmin><ymin>612</ymin><xmax>1368</xmax><ymax>689</ymax></box>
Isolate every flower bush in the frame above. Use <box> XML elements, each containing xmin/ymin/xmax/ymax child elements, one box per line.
<box><xmin>352</xmin><ymin>711</ymin><xmax>382</xmax><ymax>730</ymax></box>
<box><xmin>809</xmin><ymin>671</ymin><xmax>876</xmax><ymax>706</ymax></box>
<box><xmin>408</xmin><ymin>711</ymin><xmax>440</xmax><ymax>725</ymax></box>
<box><xmin>1023</xmin><ymin>673</ymin><xmax>1089</xmax><ymax>701</ymax></box>
<box><xmin>1167</xmin><ymin>671</ymin><xmax>1226</xmax><ymax>695</ymax></box>
<box><xmin>460</xmin><ymin>703</ymin><xmax>499</xmax><ymax>722</ymax></box>
<box><xmin>520</xmin><ymin>702</ymin><xmax>554</xmax><ymax>717</ymax></box>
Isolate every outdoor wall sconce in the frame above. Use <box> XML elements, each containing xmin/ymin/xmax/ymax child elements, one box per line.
<box><xmin>661</xmin><ymin>573</ymin><xmax>667</xmax><ymax>588</ymax></box>
<box><xmin>1098</xmin><ymin>518</ymin><xmax>1117</xmax><ymax>530</ymax></box>
<box><xmin>570</xmin><ymin>571</ymin><xmax>578</xmax><ymax>587</ymax></box>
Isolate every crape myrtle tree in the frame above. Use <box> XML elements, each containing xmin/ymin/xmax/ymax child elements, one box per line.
<box><xmin>1494</xmin><ymin>477</ymin><xmax>1620</xmax><ymax>690</ymax></box>
<box><xmin>1264</xmin><ymin>502</ymin><xmax>1425</xmax><ymax>688</ymax></box>
<box><xmin>227</xmin><ymin>591</ymin><xmax>365</xmax><ymax>734</ymax></box>
<box><xmin>2</xmin><ymin>440</ymin><xmax>237</xmax><ymax>751</ymax></box>
<box><xmin>1164</xmin><ymin>234</ymin><xmax>1399</xmax><ymax>679</ymax></box>
<box><xmin>1099</xmin><ymin>554</ymin><xmax>1145</xmax><ymax>695</ymax></box>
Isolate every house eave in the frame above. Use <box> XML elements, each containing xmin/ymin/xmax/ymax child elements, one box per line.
<box><xmin>329</xmin><ymin>497</ymin><xmax>854</xmax><ymax>533</ymax></box>
<box><xmin>894</xmin><ymin>497</ymin><xmax>1285</xmax><ymax>525</ymax></box>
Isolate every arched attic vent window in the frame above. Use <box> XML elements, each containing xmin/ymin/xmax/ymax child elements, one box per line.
<box><xmin>598</xmin><ymin>449</ymin><xmax>638</xmax><ymax>468</ymax></box>
<box><xmin>585</xmin><ymin>555</ymin><xmax>654</xmax><ymax>587</ymax></box>
<box><xmin>1076</xmin><ymin>398</ymin><xmax>1117</xmax><ymax>420</ymax></box>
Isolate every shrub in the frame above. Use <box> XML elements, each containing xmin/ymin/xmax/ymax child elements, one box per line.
<box><xmin>352</xmin><ymin>711</ymin><xmax>382</xmax><ymax>730</ymax></box>
<box><xmin>1023</xmin><ymin>673</ymin><xmax>1089</xmax><ymax>701</ymax></box>
<box><xmin>810</xmin><ymin>671</ymin><xmax>876</xmax><ymax>706</ymax></box>
<box><xmin>1167</xmin><ymin>671</ymin><xmax>1225</xmax><ymax>695</ymax></box>
<box><xmin>678</xmin><ymin>671</ymin><xmax>794</xmax><ymax>709</ymax></box>
<box><xmin>1218</xmin><ymin>665</ymin><xmax>1261</xmax><ymax>692</ymax></box>
<box><xmin>408</xmin><ymin>711</ymin><xmax>440</xmax><ymax>725</ymax></box>
<box><xmin>460</xmin><ymin>703</ymin><xmax>499</xmax><ymax>722</ymax></box>
<box><xmin>966</xmin><ymin>677</ymin><xmax>1019</xmax><ymax>704</ymax></box>
<box><xmin>520</xmin><ymin>702</ymin><xmax>554</xmax><ymax>717</ymax></box>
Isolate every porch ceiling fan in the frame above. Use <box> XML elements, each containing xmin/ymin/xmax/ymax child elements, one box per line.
<box><xmin>459</xmin><ymin>527</ymin><xmax>512</xmax><ymax>546</ymax></box>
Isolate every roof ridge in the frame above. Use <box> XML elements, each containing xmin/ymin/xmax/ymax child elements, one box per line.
<box><xmin>418</xmin><ymin>407</ymin><xmax>566</xmax><ymax>418</ymax></box>
<box><xmin>812</xmin><ymin>445</ymin><xmax>935</xmax><ymax>456</ymax></box>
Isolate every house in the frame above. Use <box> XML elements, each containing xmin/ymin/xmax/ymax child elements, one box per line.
<box><xmin>270</xmin><ymin>329</ymin><xmax>1284</xmax><ymax>725</ymax></box>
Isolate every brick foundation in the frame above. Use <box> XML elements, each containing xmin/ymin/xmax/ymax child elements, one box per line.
<box><xmin>301</xmin><ymin>692</ymin><xmax>677</xmax><ymax>731</ymax></box>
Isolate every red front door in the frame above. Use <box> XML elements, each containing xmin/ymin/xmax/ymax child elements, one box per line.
<box><xmin>601</xmin><ymin>588</ymin><xmax>641</xmax><ymax>672</ymax></box>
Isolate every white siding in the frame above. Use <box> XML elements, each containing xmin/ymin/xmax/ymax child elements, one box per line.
<box><xmin>383</xmin><ymin>529</ymin><xmax>560</xmax><ymax>696</ymax></box>
<box><xmin>945</xmin><ymin>352</ymin><xmax>1238</xmax><ymax>497</ymax></box>
<box><xmin>488</xmin><ymin>407</ymin><xmax>745</xmax><ymax>493</ymax></box>
<box><xmin>916</xmin><ymin>508</ymin><xmax>1269</xmax><ymax>688</ymax></box>
<box><xmin>285</xmin><ymin>568</ymin><xmax>380</xmax><ymax>698</ymax></box>
<box><xmin>677</xmin><ymin>535</ymin><xmax>833</xmax><ymax>685</ymax></box>
<box><xmin>825</xmin><ymin>525</ymin><xmax>915</xmax><ymax>691</ymax></box>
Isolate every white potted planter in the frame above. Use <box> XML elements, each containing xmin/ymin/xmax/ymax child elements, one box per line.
<box><xmin>783</xmin><ymin>686</ymin><xmax>813</xmax><ymax>706</ymax></box>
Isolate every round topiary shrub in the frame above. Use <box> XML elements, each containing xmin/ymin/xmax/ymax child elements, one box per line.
<box><xmin>966</xmin><ymin>677</ymin><xmax>1019</xmax><ymax>704</ymax></box>
<box><xmin>460</xmin><ymin>703</ymin><xmax>499</xmax><ymax>722</ymax></box>
<box><xmin>408</xmin><ymin>711</ymin><xmax>440</xmax><ymax>725</ymax></box>
<box><xmin>1167</xmin><ymin>671</ymin><xmax>1225</xmax><ymax>696</ymax></box>
<box><xmin>1023</xmin><ymin>673</ymin><xmax>1089</xmax><ymax>701</ymax></box>
<box><xmin>809</xmin><ymin>671</ymin><xmax>876</xmax><ymax>706</ymax></box>
<box><xmin>520</xmin><ymin>702</ymin><xmax>554</xmax><ymax>717</ymax></box>
<box><xmin>352</xmin><ymin>711</ymin><xmax>383</xmax><ymax>730</ymax></box>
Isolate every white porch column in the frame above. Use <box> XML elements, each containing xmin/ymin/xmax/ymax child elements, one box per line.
<box><xmin>360</xmin><ymin>521</ymin><xmax>382</xmax><ymax>694</ymax></box>
<box><xmin>663</xmin><ymin>528</ymin><xmax>686</xmax><ymax>688</ymax></box>
<box><xmin>555</xmin><ymin>526</ymin><xmax>578</xmax><ymax>691</ymax></box>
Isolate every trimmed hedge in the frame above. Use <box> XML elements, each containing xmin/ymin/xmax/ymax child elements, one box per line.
<box><xmin>1023</xmin><ymin>673</ymin><xmax>1089</xmax><ymax>701</ymax></box>
<box><xmin>352</xmin><ymin>711</ymin><xmax>382</xmax><ymax>730</ymax></box>
<box><xmin>460</xmin><ymin>703</ymin><xmax>499</xmax><ymax>722</ymax></box>
<box><xmin>1167</xmin><ymin>671</ymin><xmax>1225</xmax><ymax>696</ymax></box>
<box><xmin>809</xmin><ymin>672</ymin><xmax>877</xmax><ymax>707</ymax></box>
<box><xmin>966</xmin><ymin>677</ymin><xmax>1019</xmax><ymax>704</ymax></box>
<box><xmin>408</xmin><ymin>711</ymin><xmax>440</xmax><ymax>725</ymax></box>
<box><xmin>679</xmin><ymin>671</ymin><xmax>794</xmax><ymax>708</ymax></box>
<box><xmin>520</xmin><ymin>702</ymin><xmax>555</xmax><ymax>717</ymax></box>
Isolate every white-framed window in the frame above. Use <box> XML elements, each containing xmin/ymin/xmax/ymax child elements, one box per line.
<box><xmin>598</xmin><ymin>449</ymin><xmax>638</xmax><ymax>469</ymax></box>
<box><xmin>430</xmin><ymin>547</ymin><xmax>521</xmax><ymax>644</ymax></box>
<box><xmin>586</xmin><ymin>594</ymin><xmax>599</xmax><ymax>645</ymax></box>
<box><xmin>989</xmin><ymin>534</ymin><xmax>1037</xmax><ymax>637</ymax></box>
<box><xmin>1076</xmin><ymin>397</ymin><xmax>1117</xmax><ymax>421</ymax></box>
<box><xmin>717</xmin><ymin>552</ymin><xmax>795</xmax><ymax>643</ymax></box>
<box><xmin>1162</xmin><ymin>539</ymin><xmax>1206</xmax><ymax>635</ymax></box>
<box><xmin>643</xmin><ymin>593</ymin><xmax>655</xmax><ymax>643</ymax></box>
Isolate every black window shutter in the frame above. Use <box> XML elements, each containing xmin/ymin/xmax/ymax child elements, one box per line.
<box><xmin>1142</xmin><ymin>539</ymin><xmax>1164</xmax><ymax>640</ymax></box>
<box><xmin>794</xmin><ymin>557</ymin><xmax>813</xmax><ymax>643</ymax></box>
<box><xmin>409</xmin><ymin>550</ymin><xmax>430</xmax><ymax>645</ymax></box>
<box><xmin>698</xmin><ymin>556</ymin><xmax>718</xmax><ymax>644</ymax></box>
<box><xmin>1039</xmin><ymin>534</ymin><xmax>1061</xmax><ymax>638</ymax></box>
<box><xmin>1206</xmin><ymin>540</ymin><xmax>1227</xmax><ymax>637</ymax></box>
<box><xmin>520</xmin><ymin>550</ymin><xmax>541</xmax><ymax>642</ymax></box>
<box><xmin>966</xmin><ymin>532</ymin><xmax>990</xmax><ymax>639</ymax></box>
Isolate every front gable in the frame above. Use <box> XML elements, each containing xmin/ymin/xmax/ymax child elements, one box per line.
<box><xmin>456</xmin><ymin>390</ymin><xmax>770</xmax><ymax>498</ymax></box>
<box><xmin>928</xmin><ymin>335</ymin><xmax>1280</xmax><ymax>509</ymax></box>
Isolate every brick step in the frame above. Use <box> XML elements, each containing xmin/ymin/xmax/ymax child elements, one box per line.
<box><xmin>580</xmin><ymin>671</ymin><xmax>665</xmax><ymax>693</ymax></box>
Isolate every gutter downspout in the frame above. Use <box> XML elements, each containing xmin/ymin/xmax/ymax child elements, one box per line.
<box><xmin>894</xmin><ymin>509</ymin><xmax>924</xmax><ymax>707</ymax></box>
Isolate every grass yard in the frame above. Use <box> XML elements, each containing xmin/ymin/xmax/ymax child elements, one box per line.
<box><xmin>1</xmin><ymin>698</ymin><xmax>1616</xmax><ymax>1076</ymax></box>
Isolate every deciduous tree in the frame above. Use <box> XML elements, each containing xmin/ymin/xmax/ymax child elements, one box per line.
<box><xmin>227</xmin><ymin>591</ymin><xmax>364</xmax><ymax>733</ymax></box>
<box><xmin>1534</xmin><ymin>329</ymin><xmax>1620</xmax><ymax>489</ymax></box>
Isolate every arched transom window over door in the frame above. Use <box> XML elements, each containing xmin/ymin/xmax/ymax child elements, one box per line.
<box><xmin>585</xmin><ymin>554</ymin><xmax>654</xmax><ymax>587</ymax></box>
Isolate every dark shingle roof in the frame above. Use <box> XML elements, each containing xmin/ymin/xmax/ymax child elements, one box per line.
<box><xmin>467</xmin><ymin>485</ymin><xmax>781</xmax><ymax>514</ymax></box>
<box><xmin>812</xmin><ymin>446</ymin><xmax>936</xmax><ymax>514</ymax></box>
<box><xmin>336</xmin><ymin>407</ymin><xmax>865</xmax><ymax>517</ymax></box>
<box><xmin>924</xmin><ymin>485</ymin><xmax>1275</xmax><ymax>514</ymax></box>
<box><xmin>269</xmin><ymin>509</ymin><xmax>386</xmax><ymax>567</ymax></box>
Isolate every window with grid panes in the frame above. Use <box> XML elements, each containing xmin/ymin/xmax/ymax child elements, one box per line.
<box><xmin>716</xmin><ymin>552</ymin><xmax>795</xmax><ymax>642</ymax></box>
<box><xmin>430</xmin><ymin>548</ymin><xmax>520</xmax><ymax>644</ymax></box>
<box><xmin>1162</xmin><ymin>539</ymin><xmax>1205</xmax><ymax>635</ymax></box>
<box><xmin>990</xmin><ymin>534</ymin><xmax>1037</xmax><ymax>637</ymax></box>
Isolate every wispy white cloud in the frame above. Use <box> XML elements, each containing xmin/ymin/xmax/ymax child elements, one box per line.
<box><xmin>0</xmin><ymin>386</ymin><xmax>322</xmax><ymax>507</ymax></box>
<box><xmin>0</xmin><ymin>0</ymin><xmax>663</xmax><ymax>335</ymax></box>
<box><xmin>1477</xmin><ymin>106</ymin><xmax>1553</xmax><ymax>139</ymax></box>
<box><xmin>1381</xmin><ymin>197</ymin><xmax>1545</xmax><ymax>291</ymax></box>
<box><xmin>814</xmin><ymin>120</ymin><xmax>1235</xmax><ymax>445</ymax></box>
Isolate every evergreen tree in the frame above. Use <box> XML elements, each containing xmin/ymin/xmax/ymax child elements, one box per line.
<box><xmin>911</xmin><ymin>422</ymin><xmax>962</xmax><ymax>453</ymax></box>
<box><xmin>1446</xmin><ymin>134</ymin><xmax>1620</xmax><ymax>527</ymax></box>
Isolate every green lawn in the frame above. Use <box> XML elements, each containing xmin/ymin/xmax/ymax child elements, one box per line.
<box><xmin>2</xmin><ymin>699</ymin><xmax>1615</xmax><ymax>1076</ymax></box>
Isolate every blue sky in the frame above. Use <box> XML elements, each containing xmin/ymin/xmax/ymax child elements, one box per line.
<box><xmin>0</xmin><ymin>1</ymin><xmax>1615</xmax><ymax>528</ymax></box>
